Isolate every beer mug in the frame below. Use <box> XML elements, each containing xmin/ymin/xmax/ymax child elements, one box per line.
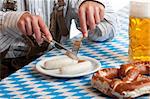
<box><xmin>129</xmin><ymin>0</ymin><xmax>150</xmax><ymax>62</ymax></box>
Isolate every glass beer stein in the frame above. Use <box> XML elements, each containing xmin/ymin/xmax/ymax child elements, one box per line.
<box><xmin>129</xmin><ymin>0</ymin><xmax>150</xmax><ymax>62</ymax></box>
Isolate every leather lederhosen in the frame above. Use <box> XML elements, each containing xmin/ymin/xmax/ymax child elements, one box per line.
<box><xmin>49</xmin><ymin>0</ymin><xmax>69</xmax><ymax>43</ymax></box>
<box><xmin>0</xmin><ymin>0</ymin><xmax>69</xmax><ymax>79</ymax></box>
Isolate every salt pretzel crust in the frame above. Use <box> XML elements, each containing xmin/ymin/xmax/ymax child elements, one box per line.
<box><xmin>91</xmin><ymin>61</ymin><xmax>150</xmax><ymax>98</ymax></box>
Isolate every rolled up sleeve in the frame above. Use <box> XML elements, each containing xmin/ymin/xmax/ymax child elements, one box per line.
<box><xmin>0</xmin><ymin>11</ymin><xmax>25</xmax><ymax>53</ymax></box>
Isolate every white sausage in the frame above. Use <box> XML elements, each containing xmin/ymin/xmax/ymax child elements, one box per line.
<box><xmin>60</xmin><ymin>60</ymin><xmax>92</xmax><ymax>75</ymax></box>
<box><xmin>43</xmin><ymin>56</ymin><xmax>78</xmax><ymax>69</ymax></box>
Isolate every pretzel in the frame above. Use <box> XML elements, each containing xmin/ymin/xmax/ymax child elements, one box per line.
<box><xmin>91</xmin><ymin>61</ymin><xmax>150</xmax><ymax>98</ymax></box>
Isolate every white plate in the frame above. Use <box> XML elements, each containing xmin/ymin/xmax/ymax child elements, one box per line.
<box><xmin>36</xmin><ymin>55</ymin><xmax>101</xmax><ymax>78</ymax></box>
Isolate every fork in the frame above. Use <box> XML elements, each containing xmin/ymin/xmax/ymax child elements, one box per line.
<box><xmin>72</xmin><ymin>37</ymin><xmax>83</xmax><ymax>56</ymax></box>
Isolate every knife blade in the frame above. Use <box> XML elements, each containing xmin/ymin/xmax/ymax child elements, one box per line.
<box><xmin>51</xmin><ymin>40</ymin><xmax>79</xmax><ymax>60</ymax></box>
<box><xmin>42</xmin><ymin>34</ymin><xmax>79</xmax><ymax>60</ymax></box>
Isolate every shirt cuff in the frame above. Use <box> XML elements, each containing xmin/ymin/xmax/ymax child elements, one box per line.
<box><xmin>88</xmin><ymin>20</ymin><xmax>114</xmax><ymax>42</ymax></box>
<box><xmin>3</xmin><ymin>11</ymin><xmax>28</xmax><ymax>38</ymax></box>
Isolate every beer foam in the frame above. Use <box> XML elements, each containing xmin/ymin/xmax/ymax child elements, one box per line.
<box><xmin>130</xmin><ymin>0</ymin><xmax>150</xmax><ymax>18</ymax></box>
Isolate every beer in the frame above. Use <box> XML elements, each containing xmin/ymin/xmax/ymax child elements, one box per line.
<box><xmin>129</xmin><ymin>0</ymin><xmax>150</xmax><ymax>62</ymax></box>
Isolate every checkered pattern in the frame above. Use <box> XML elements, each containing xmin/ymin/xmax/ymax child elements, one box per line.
<box><xmin>0</xmin><ymin>6</ymin><xmax>149</xmax><ymax>99</ymax></box>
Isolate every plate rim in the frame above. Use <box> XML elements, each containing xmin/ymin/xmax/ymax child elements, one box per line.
<box><xmin>36</xmin><ymin>55</ymin><xmax>101</xmax><ymax>78</ymax></box>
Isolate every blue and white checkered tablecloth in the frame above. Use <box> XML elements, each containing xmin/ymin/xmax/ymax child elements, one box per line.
<box><xmin>0</xmin><ymin>6</ymin><xmax>150</xmax><ymax>99</ymax></box>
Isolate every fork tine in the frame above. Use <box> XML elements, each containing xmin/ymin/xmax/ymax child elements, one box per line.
<box><xmin>72</xmin><ymin>37</ymin><xmax>83</xmax><ymax>55</ymax></box>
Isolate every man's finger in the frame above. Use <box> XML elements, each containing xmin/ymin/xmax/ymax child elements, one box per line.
<box><xmin>99</xmin><ymin>7</ymin><xmax>104</xmax><ymax>21</ymax></box>
<box><xmin>38</xmin><ymin>16</ymin><xmax>52</xmax><ymax>41</ymax></box>
<box><xmin>94</xmin><ymin>7</ymin><xmax>100</xmax><ymax>24</ymax></box>
<box><xmin>25</xmin><ymin>17</ymin><xmax>33</xmax><ymax>35</ymax></box>
<box><xmin>31</xmin><ymin>16</ymin><xmax>42</xmax><ymax>43</ymax></box>
<box><xmin>87</xmin><ymin>7</ymin><xmax>96</xmax><ymax>30</ymax></box>
<box><xmin>78</xmin><ymin>7</ymin><xmax>88</xmax><ymax>37</ymax></box>
<box><xmin>18</xmin><ymin>20</ymin><xmax>27</xmax><ymax>35</ymax></box>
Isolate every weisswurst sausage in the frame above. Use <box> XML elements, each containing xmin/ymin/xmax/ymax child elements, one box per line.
<box><xmin>60</xmin><ymin>60</ymin><xmax>92</xmax><ymax>75</ymax></box>
<box><xmin>43</xmin><ymin>56</ymin><xmax>78</xmax><ymax>69</ymax></box>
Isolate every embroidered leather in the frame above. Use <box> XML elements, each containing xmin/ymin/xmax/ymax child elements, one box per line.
<box><xmin>2</xmin><ymin>0</ymin><xmax>17</xmax><ymax>11</ymax></box>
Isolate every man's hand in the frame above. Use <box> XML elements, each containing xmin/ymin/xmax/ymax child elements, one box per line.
<box><xmin>17</xmin><ymin>13</ymin><xmax>52</xmax><ymax>44</ymax></box>
<box><xmin>78</xmin><ymin>1</ymin><xmax>105</xmax><ymax>37</ymax></box>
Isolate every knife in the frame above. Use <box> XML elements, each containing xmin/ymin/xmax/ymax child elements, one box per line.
<box><xmin>42</xmin><ymin>34</ymin><xmax>79</xmax><ymax>60</ymax></box>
